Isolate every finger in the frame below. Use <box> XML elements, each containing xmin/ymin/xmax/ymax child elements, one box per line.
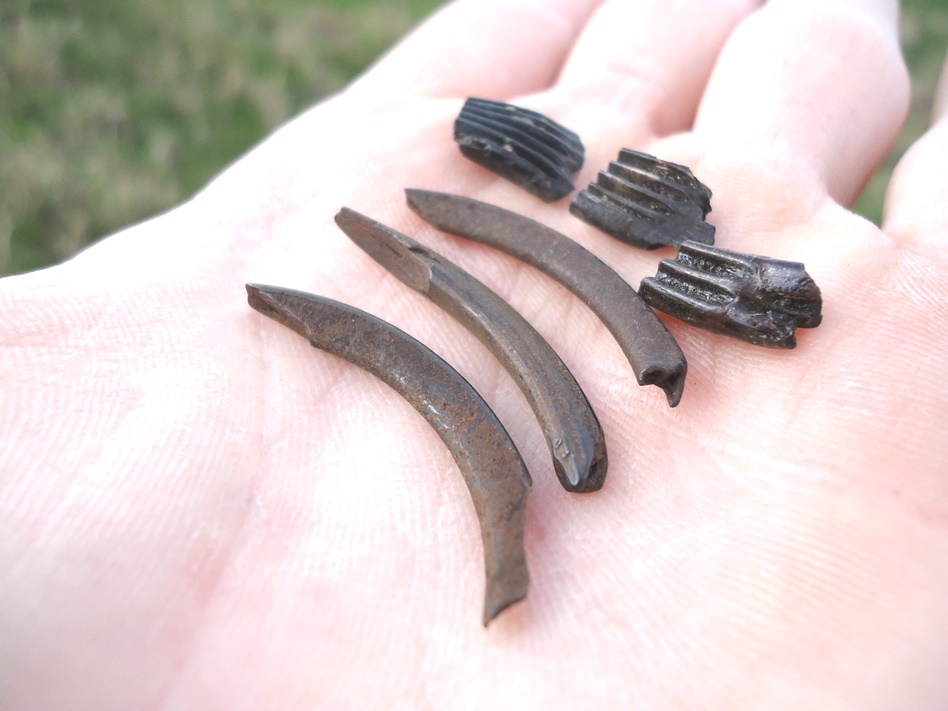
<box><xmin>547</xmin><ymin>0</ymin><xmax>762</xmax><ymax>142</ymax></box>
<box><xmin>883</xmin><ymin>50</ymin><xmax>948</xmax><ymax>250</ymax></box>
<box><xmin>934</xmin><ymin>51</ymin><xmax>948</xmax><ymax>122</ymax></box>
<box><xmin>694</xmin><ymin>0</ymin><xmax>909</xmax><ymax>208</ymax></box>
<box><xmin>346</xmin><ymin>0</ymin><xmax>604</xmax><ymax>102</ymax></box>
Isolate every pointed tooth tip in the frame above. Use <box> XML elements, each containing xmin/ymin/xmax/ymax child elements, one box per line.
<box><xmin>579</xmin><ymin>448</ymin><xmax>609</xmax><ymax>493</ymax></box>
<box><xmin>553</xmin><ymin>441</ymin><xmax>608</xmax><ymax>494</ymax></box>
<box><xmin>405</xmin><ymin>189</ymin><xmax>450</xmax><ymax>229</ymax></box>
<box><xmin>483</xmin><ymin>583</ymin><xmax>528</xmax><ymax>627</ymax></box>
<box><xmin>638</xmin><ymin>361</ymin><xmax>687</xmax><ymax>408</ymax></box>
<box><xmin>246</xmin><ymin>282</ymin><xmax>278</xmax><ymax>303</ymax></box>
<box><xmin>663</xmin><ymin>372</ymin><xmax>686</xmax><ymax>408</ymax></box>
<box><xmin>335</xmin><ymin>209</ymin><xmax>434</xmax><ymax>293</ymax></box>
<box><xmin>334</xmin><ymin>206</ymin><xmax>363</xmax><ymax>229</ymax></box>
<box><xmin>334</xmin><ymin>208</ymin><xmax>393</xmax><ymax>250</ymax></box>
<box><xmin>245</xmin><ymin>284</ymin><xmax>312</xmax><ymax>339</ymax></box>
<box><xmin>404</xmin><ymin>188</ymin><xmax>431</xmax><ymax>208</ymax></box>
<box><xmin>245</xmin><ymin>282</ymin><xmax>307</xmax><ymax>313</ymax></box>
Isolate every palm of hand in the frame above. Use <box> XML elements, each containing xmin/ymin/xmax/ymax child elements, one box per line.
<box><xmin>3</xmin><ymin>0</ymin><xmax>947</xmax><ymax>708</ymax></box>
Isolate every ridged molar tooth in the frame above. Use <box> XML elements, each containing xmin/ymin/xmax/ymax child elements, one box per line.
<box><xmin>640</xmin><ymin>241</ymin><xmax>823</xmax><ymax>348</ymax></box>
<box><xmin>616</xmin><ymin>149</ymin><xmax>712</xmax><ymax>214</ymax></box>
<box><xmin>654</xmin><ymin>258</ymin><xmax>737</xmax><ymax>304</ymax></box>
<box><xmin>594</xmin><ymin>171</ymin><xmax>675</xmax><ymax>217</ymax></box>
<box><xmin>675</xmin><ymin>241</ymin><xmax>753</xmax><ymax>278</ymax></box>
<box><xmin>586</xmin><ymin>181</ymin><xmax>664</xmax><ymax>221</ymax></box>
<box><xmin>570</xmin><ymin>148</ymin><xmax>715</xmax><ymax>249</ymax></box>
<box><xmin>462</xmin><ymin>99</ymin><xmax>584</xmax><ymax>169</ymax></box>
<box><xmin>454</xmin><ymin>97</ymin><xmax>585</xmax><ymax>202</ymax></box>
<box><xmin>605</xmin><ymin>161</ymin><xmax>707</xmax><ymax>219</ymax></box>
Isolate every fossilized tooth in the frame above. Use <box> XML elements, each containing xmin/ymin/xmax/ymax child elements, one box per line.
<box><xmin>612</xmin><ymin>148</ymin><xmax>712</xmax><ymax>217</ymax></box>
<box><xmin>246</xmin><ymin>284</ymin><xmax>531</xmax><ymax>626</ymax></box>
<box><xmin>454</xmin><ymin>97</ymin><xmax>585</xmax><ymax>202</ymax></box>
<box><xmin>570</xmin><ymin>148</ymin><xmax>715</xmax><ymax>249</ymax></box>
<box><xmin>335</xmin><ymin>208</ymin><xmax>607</xmax><ymax>494</ymax></box>
<box><xmin>638</xmin><ymin>241</ymin><xmax>823</xmax><ymax>348</ymax></box>
<box><xmin>406</xmin><ymin>188</ymin><xmax>688</xmax><ymax>407</ymax></box>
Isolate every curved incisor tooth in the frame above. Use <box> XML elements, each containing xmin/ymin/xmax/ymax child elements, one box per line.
<box><xmin>455</xmin><ymin>97</ymin><xmax>585</xmax><ymax>202</ymax></box>
<box><xmin>335</xmin><ymin>208</ymin><xmax>607</xmax><ymax>493</ymax></box>
<box><xmin>570</xmin><ymin>148</ymin><xmax>715</xmax><ymax>249</ymax></box>
<box><xmin>246</xmin><ymin>284</ymin><xmax>531</xmax><ymax>626</ymax></box>
<box><xmin>405</xmin><ymin>189</ymin><xmax>688</xmax><ymax>407</ymax></box>
<box><xmin>639</xmin><ymin>241</ymin><xmax>823</xmax><ymax>348</ymax></box>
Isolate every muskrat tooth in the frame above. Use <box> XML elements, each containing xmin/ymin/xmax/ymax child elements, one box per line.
<box><xmin>639</xmin><ymin>241</ymin><xmax>823</xmax><ymax>348</ymax></box>
<box><xmin>335</xmin><ymin>207</ymin><xmax>607</xmax><ymax>493</ymax></box>
<box><xmin>615</xmin><ymin>149</ymin><xmax>712</xmax><ymax>216</ymax></box>
<box><xmin>454</xmin><ymin>97</ymin><xmax>584</xmax><ymax>202</ymax></box>
<box><xmin>406</xmin><ymin>188</ymin><xmax>688</xmax><ymax>407</ymax></box>
<box><xmin>246</xmin><ymin>283</ymin><xmax>532</xmax><ymax>626</ymax></box>
<box><xmin>570</xmin><ymin>149</ymin><xmax>715</xmax><ymax>249</ymax></box>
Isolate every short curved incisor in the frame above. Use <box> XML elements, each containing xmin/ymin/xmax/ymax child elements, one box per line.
<box><xmin>246</xmin><ymin>284</ymin><xmax>531</xmax><ymax>626</ymax></box>
<box><xmin>405</xmin><ymin>189</ymin><xmax>687</xmax><ymax>407</ymax></box>
<box><xmin>335</xmin><ymin>208</ymin><xmax>607</xmax><ymax>493</ymax></box>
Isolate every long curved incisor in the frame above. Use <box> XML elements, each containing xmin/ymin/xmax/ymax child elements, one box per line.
<box><xmin>335</xmin><ymin>208</ymin><xmax>607</xmax><ymax>494</ymax></box>
<box><xmin>405</xmin><ymin>189</ymin><xmax>687</xmax><ymax>407</ymax></box>
<box><xmin>246</xmin><ymin>284</ymin><xmax>531</xmax><ymax>626</ymax></box>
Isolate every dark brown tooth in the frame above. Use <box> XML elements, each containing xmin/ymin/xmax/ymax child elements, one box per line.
<box><xmin>246</xmin><ymin>284</ymin><xmax>531</xmax><ymax>626</ymax></box>
<box><xmin>639</xmin><ymin>241</ymin><xmax>823</xmax><ymax>348</ymax></box>
<box><xmin>455</xmin><ymin>97</ymin><xmax>584</xmax><ymax>202</ymax></box>
<box><xmin>335</xmin><ymin>208</ymin><xmax>607</xmax><ymax>493</ymax></box>
<box><xmin>570</xmin><ymin>148</ymin><xmax>715</xmax><ymax>249</ymax></box>
<box><xmin>406</xmin><ymin>189</ymin><xmax>688</xmax><ymax>407</ymax></box>
<box><xmin>614</xmin><ymin>149</ymin><xmax>712</xmax><ymax>216</ymax></box>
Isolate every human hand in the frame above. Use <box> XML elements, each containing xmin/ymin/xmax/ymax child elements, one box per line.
<box><xmin>2</xmin><ymin>0</ymin><xmax>947</xmax><ymax>708</ymax></box>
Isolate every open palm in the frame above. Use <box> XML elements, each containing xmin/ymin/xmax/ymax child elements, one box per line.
<box><xmin>3</xmin><ymin>0</ymin><xmax>947</xmax><ymax>708</ymax></box>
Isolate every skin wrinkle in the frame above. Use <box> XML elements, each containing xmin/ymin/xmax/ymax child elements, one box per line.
<box><xmin>3</xmin><ymin>293</ymin><xmax>153</xmax><ymax>526</ymax></box>
<box><xmin>22</xmin><ymin>360</ymin><xmax>250</xmax><ymax>707</ymax></box>
<box><xmin>152</xmin><ymin>317</ymin><xmax>270</xmax><ymax>710</ymax></box>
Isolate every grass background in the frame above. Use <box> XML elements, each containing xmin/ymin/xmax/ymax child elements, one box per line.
<box><xmin>1</xmin><ymin>0</ymin><xmax>945</xmax><ymax>276</ymax></box>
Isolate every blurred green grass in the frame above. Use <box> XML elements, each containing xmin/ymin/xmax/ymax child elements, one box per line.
<box><xmin>1</xmin><ymin>0</ymin><xmax>945</xmax><ymax>276</ymax></box>
<box><xmin>0</xmin><ymin>0</ymin><xmax>443</xmax><ymax>275</ymax></box>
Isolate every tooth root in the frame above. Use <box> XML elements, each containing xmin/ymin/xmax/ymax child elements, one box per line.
<box><xmin>571</xmin><ymin>149</ymin><xmax>715</xmax><ymax>249</ymax></box>
<box><xmin>640</xmin><ymin>241</ymin><xmax>824</xmax><ymax>349</ymax></box>
<box><xmin>454</xmin><ymin>98</ymin><xmax>584</xmax><ymax>202</ymax></box>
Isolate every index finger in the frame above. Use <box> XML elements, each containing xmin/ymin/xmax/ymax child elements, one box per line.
<box><xmin>883</xmin><ymin>50</ymin><xmax>948</xmax><ymax>250</ymax></box>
